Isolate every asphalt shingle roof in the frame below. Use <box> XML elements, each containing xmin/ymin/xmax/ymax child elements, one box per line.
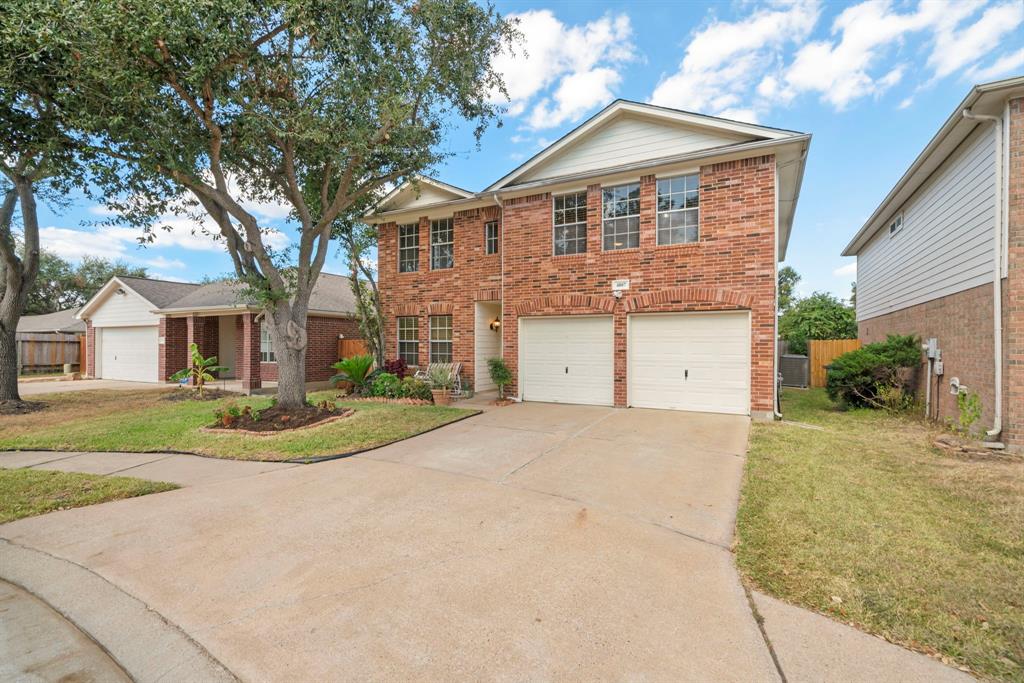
<box><xmin>118</xmin><ymin>276</ymin><xmax>202</xmax><ymax>309</ymax></box>
<box><xmin>152</xmin><ymin>272</ymin><xmax>357</xmax><ymax>315</ymax></box>
<box><xmin>16</xmin><ymin>307</ymin><xmax>86</xmax><ymax>334</ymax></box>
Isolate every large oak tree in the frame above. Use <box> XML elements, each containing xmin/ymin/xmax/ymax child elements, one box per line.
<box><xmin>10</xmin><ymin>0</ymin><xmax>515</xmax><ymax>407</ymax></box>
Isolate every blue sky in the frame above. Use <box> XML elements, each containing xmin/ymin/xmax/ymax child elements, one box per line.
<box><xmin>35</xmin><ymin>0</ymin><xmax>1024</xmax><ymax>301</ymax></box>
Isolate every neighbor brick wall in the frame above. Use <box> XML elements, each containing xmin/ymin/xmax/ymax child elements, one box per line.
<box><xmin>237</xmin><ymin>313</ymin><xmax>261</xmax><ymax>391</ymax></box>
<box><xmin>378</xmin><ymin>205</ymin><xmax>502</xmax><ymax>389</ymax></box>
<box><xmin>1007</xmin><ymin>96</ymin><xmax>1024</xmax><ymax>447</ymax></box>
<box><xmin>859</xmin><ymin>283</ymin><xmax>997</xmax><ymax>430</ymax></box>
<box><xmin>259</xmin><ymin>315</ymin><xmax>362</xmax><ymax>383</ymax></box>
<box><xmin>159</xmin><ymin>317</ymin><xmax>188</xmax><ymax>382</ymax></box>
<box><xmin>84</xmin><ymin>322</ymin><xmax>95</xmax><ymax>377</ymax></box>
<box><xmin>377</xmin><ymin>154</ymin><xmax>778</xmax><ymax>414</ymax></box>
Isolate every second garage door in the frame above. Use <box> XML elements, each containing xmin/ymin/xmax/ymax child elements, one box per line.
<box><xmin>520</xmin><ymin>316</ymin><xmax>613</xmax><ymax>406</ymax></box>
<box><xmin>100</xmin><ymin>326</ymin><xmax>159</xmax><ymax>382</ymax></box>
<box><xmin>628</xmin><ymin>312</ymin><xmax>750</xmax><ymax>415</ymax></box>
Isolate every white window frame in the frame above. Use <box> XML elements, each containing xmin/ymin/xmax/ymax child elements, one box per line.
<box><xmin>888</xmin><ymin>213</ymin><xmax>904</xmax><ymax>237</ymax></box>
<box><xmin>398</xmin><ymin>223</ymin><xmax>419</xmax><ymax>272</ymax></box>
<box><xmin>430</xmin><ymin>218</ymin><xmax>454</xmax><ymax>270</ymax></box>
<box><xmin>397</xmin><ymin>316</ymin><xmax>419</xmax><ymax>366</ymax></box>
<box><xmin>260</xmin><ymin>321</ymin><xmax>275</xmax><ymax>363</ymax></box>
<box><xmin>552</xmin><ymin>191</ymin><xmax>588</xmax><ymax>256</ymax></box>
<box><xmin>656</xmin><ymin>174</ymin><xmax>700</xmax><ymax>245</ymax></box>
<box><xmin>485</xmin><ymin>220</ymin><xmax>499</xmax><ymax>255</ymax></box>
<box><xmin>429</xmin><ymin>315</ymin><xmax>453</xmax><ymax>363</ymax></box>
<box><xmin>602</xmin><ymin>182</ymin><xmax>641</xmax><ymax>251</ymax></box>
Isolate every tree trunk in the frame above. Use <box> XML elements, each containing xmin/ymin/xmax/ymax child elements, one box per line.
<box><xmin>265</xmin><ymin>304</ymin><xmax>308</xmax><ymax>410</ymax></box>
<box><xmin>0</xmin><ymin>324</ymin><xmax>19</xmax><ymax>401</ymax></box>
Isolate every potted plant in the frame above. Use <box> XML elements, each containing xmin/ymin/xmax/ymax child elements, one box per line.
<box><xmin>428</xmin><ymin>365</ymin><xmax>455</xmax><ymax>406</ymax></box>
<box><xmin>487</xmin><ymin>357</ymin><xmax>512</xmax><ymax>401</ymax></box>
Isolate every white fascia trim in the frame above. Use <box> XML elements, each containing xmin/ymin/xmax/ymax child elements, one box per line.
<box><xmin>486</xmin><ymin>100</ymin><xmax>801</xmax><ymax>192</ymax></box>
<box><xmin>77</xmin><ymin>277</ymin><xmax>157</xmax><ymax>320</ymax></box>
<box><xmin>367</xmin><ymin>175</ymin><xmax>475</xmax><ymax>217</ymax></box>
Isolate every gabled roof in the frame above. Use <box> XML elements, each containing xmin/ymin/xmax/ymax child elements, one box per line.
<box><xmin>372</xmin><ymin>175</ymin><xmax>475</xmax><ymax>215</ymax></box>
<box><xmin>17</xmin><ymin>307</ymin><xmax>86</xmax><ymax>334</ymax></box>
<box><xmin>486</xmin><ymin>99</ymin><xmax>802</xmax><ymax>191</ymax></box>
<box><xmin>77</xmin><ymin>276</ymin><xmax>200</xmax><ymax>319</ymax></box>
<box><xmin>843</xmin><ymin>74</ymin><xmax>1024</xmax><ymax>257</ymax></box>
<box><xmin>158</xmin><ymin>273</ymin><xmax>357</xmax><ymax>315</ymax></box>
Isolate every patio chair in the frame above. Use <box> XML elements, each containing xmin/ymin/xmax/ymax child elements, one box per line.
<box><xmin>414</xmin><ymin>362</ymin><xmax>464</xmax><ymax>397</ymax></box>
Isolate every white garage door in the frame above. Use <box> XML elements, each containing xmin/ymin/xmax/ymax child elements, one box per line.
<box><xmin>520</xmin><ymin>316</ymin><xmax>613</xmax><ymax>406</ymax></box>
<box><xmin>100</xmin><ymin>326</ymin><xmax>159</xmax><ymax>382</ymax></box>
<box><xmin>628</xmin><ymin>312</ymin><xmax>750</xmax><ymax>415</ymax></box>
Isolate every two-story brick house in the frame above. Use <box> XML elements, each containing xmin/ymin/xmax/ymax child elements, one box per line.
<box><xmin>368</xmin><ymin>101</ymin><xmax>811</xmax><ymax>418</ymax></box>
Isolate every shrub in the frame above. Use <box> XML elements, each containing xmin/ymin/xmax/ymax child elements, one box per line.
<box><xmin>428</xmin><ymin>365</ymin><xmax>455</xmax><ymax>390</ymax></box>
<box><xmin>487</xmin><ymin>357</ymin><xmax>512</xmax><ymax>399</ymax></box>
<box><xmin>399</xmin><ymin>377</ymin><xmax>432</xmax><ymax>401</ymax></box>
<box><xmin>370</xmin><ymin>372</ymin><xmax>401</xmax><ymax>398</ymax></box>
<box><xmin>779</xmin><ymin>291</ymin><xmax>857</xmax><ymax>355</ymax></box>
<box><xmin>383</xmin><ymin>358</ymin><xmax>408</xmax><ymax>379</ymax></box>
<box><xmin>955</xmin><ymin>390</ymin><xmax>983</xmax><ymax>436</ymax></box>
<box><xmin>168</xmin><ymin>343</ymin><xmax>229</xmax><ymax>397</ymax></box>
<box><xmin>331</xmin><ymin>354</ymin><xmax>375</xmax><ymax>393</ymax></box>
<box><xmin>826</xmin><ymin>334</ymin><xmax>920</xmax><ymax>409</ymax></box>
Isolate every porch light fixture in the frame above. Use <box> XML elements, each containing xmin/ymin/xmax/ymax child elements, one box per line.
<box><xmin>489</xmin><ymin>317</ymin><xmax>501</xmax><ymax>332</ymax></box>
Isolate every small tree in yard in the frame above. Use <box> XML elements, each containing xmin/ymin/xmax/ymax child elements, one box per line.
<box><xmin>9</xmin><ymin>0</ymin><xmax>516</xmax><ymax>409</ymax></box>
<box><xmin>169</xmin><ymin>343</ymin><xmax>229</xmax><ymax>398</ymax></box>
<box><xmin>779</xmin><ymin>291</ymin><xmax>857</xmax><ymax>355</ymax></box>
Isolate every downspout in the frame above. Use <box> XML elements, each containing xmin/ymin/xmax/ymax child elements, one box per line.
<box><xmin>774</xmin><ymin>162</ymin><xmax>782</xmax><ymax>419</ymax></box>
<box><xmin>962</xmin><ymin>108</ymin><xmax>1003</xmax><ymax>441</ymax></box>
<box><xmin>491</xmin><ymin>191</ymin><xmax>517</xmax><ymax>401</ymax></box>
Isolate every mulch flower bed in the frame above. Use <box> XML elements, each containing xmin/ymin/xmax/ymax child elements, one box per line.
<box><xmin>164</xmin><ymin>388</ymin><xmax>238</xmax><ymax>402</ymax></box>
<box><xmin>205</xmin><ymin>405</ymin><xmax>355</xmax><ymax>434</ymax></box>
<box><xmin>0</xmin><ymin>399</ymin><xmax>46</xmax><ymax>415</ymax></box>
<box><xmin>493</xmin><ymin>398</ymin><xmax>515</xmax><ymax>407</ymax></box>
<box><xmin>341</xmin><ymin>395</ymin><xmax>433</xmax><ymax>406</ymax></box>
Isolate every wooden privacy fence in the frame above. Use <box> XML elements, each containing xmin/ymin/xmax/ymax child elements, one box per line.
<box><xmin>16</xmin><ymin>332</ymin><xmax>84</xmax><ymax>374</ymax></box>
<box><xmin>808</xmin><ymin>338</ymin><xmax>861</xmax><ymax>388</ymax></box>
<box><xmin>337</xmin><ymin>338</ymin><xmax>369</xmax><ymax>360</ymax></box>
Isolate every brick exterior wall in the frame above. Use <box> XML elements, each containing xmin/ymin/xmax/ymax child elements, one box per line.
<box><xmin>260</xmin><ymin>315</ymin><xmax>361</xmax><ymax>382</ymax></box>
<box><xmin>84</xmin><ymin>322</ymin><xmax>95</xmax><ymax>378</ymax></box>
<box><xmin>158</xmin><ymin>317</ymin><xmax>188</xmax><ymax>382</ymax></box>
<box><xmin>378</xmin><ymin>154</ymin><xmax>778</xmax><ymax>415</ymax></box>
<box><xmin>1007</xmin><ymin>96</ymin><xmax>1024</xmax><ymax>447</ymax></box>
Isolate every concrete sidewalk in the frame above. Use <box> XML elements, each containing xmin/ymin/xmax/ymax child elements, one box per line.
<box><xmin>0</xmin><ymin>450</ymin><xmax>296</xmax><ymax>487</ymax></box>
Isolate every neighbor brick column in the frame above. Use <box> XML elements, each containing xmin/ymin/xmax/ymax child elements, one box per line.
<box><xmin>84</xmin><ymin>321</ymin><xmax>95</xmax><ymax>377</ymax></box>
<box><xmin>159</xmin><ymin>317</ymin><xmax>188</xmax><ymax>382</ymax></box>
<box><xmin>238</xmin><ymin>312</ymin><xmax>261</xmax><ymax>392</ymax></box>
<box><xmin>185</xmin><ymin>314</ymin><xmax>218</xmax><ymax>360</ymax></box>
<box><xmin>1005</xmin><ymin>96</ymin><xmax>1024</xmax><ymax>448</ymax></box>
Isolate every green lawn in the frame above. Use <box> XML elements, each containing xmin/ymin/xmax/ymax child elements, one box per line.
<box><xmin>0</xmin><ymin>468</ymin><xmax>177</xmax><ymax>523</ymax></box>
<box><xmin>0</xmin><ymin>389</ymin><xmax>476</xmax><ymax>461</ymax></box>
<box><xmin>737</xmin><ymin>388</ymin><xmax>1024</xmax><ymax>681</ymax></box>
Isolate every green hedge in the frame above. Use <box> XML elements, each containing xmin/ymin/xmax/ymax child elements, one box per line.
<box><xmin>826</xmin><ymin>334</ymin><xmax>920</xmax><ymax>408</ymax></box>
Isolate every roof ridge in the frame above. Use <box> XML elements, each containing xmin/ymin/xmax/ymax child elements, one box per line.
<box><xmin>118</xmin><ymin>275</ymin><xmax>201</xmax><ymax>287</ymax></box>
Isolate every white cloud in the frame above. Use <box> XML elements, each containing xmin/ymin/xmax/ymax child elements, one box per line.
<box><xmin>143</xmin><ymin>256</ymin><xmax>187</xmax><ymax>270</ymax></box>
<box><xmin>967</xmin><ymin>46</ymin><xmax>1024</xmax><ymax>82</ymax></box>
<box><xmin>650</xmin><ymin>1</ymin><xmax>820</xmax><ymax>117</ymax></box>
<box><xmin>929</xmin><ymin>1</ymin><xmax>1023</xmax><ymax>79</ymax></box>
<box><xmin>833</xmin><ymin>262</ymin><xmax>857</xmax><ymax>277</ymax></box>
<box><xmin>494</xmin><ymin>10</ymin><xmax>635</xmax><ymax>129</ymax></box>
<box><xmin>716</xmin><ymin>108</ymin><xmax>760</xmax><ymax>124</ymax></box>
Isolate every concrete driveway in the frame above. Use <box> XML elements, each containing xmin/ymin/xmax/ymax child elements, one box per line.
<box><xmin>0</xmin><ymin>404</ymin><xmax>767</xmax><ymax>680</ymax></box>
<box><xmin>16</xmin><ymin>378</ymin><xmax>170</xmax><ymax>396</ymax></box>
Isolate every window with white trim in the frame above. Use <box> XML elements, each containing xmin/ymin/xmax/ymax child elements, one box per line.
<box><xmin>429</xmin><ymin>315</ymin><xmax>453</xmax><ymax>363</ymax></box>
<box><xmin>888</xmin><ymin>213</ymin><xmax>903</xmax><ymax>237</ymax></box>
<box><xmin>260</xmin><ymin>322</ymin><xmax>275</xmax><ymax>363</ymax></box>
<box><xmin>553</xmin><ymin>191</ymin><xmax>588</xmax><ymax>255</ymax></box>
<box><xmin>602</xmin><ymin>183</ymin><xmax>640</xmax><ymax>250</ymax></box>
<box><xmin>656</xmin><ymin>174</ymin><xmax>700</xmax><ymax>245</ymax></box>
<box><xmin>430</xmin><ymin>218</ymin><xmax>454</xmax><ymax>269</ymax></box>
<box><xmin>398</xmin><ymin>223</ymin><xmax>419</xmax><ymax>272</ymax></box>
<box><xmin>397</xmin><ymin>317</ymin><xmax>419</xmax><ymax>366</ymax></box>
<box><xmin>485</xmin><ymin>220</ymin><xmax>499</xmax><ymax>255</ymax></box>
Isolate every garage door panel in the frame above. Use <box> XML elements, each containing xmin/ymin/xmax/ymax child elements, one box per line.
<box><xmin>628</xmin><ymin>313</ymin><xmax>750</xmax><ymax>415</ymax></box>
<box><xmin>521</xmin><ymin>317</ymin><xmax>613</xmax><ymax>406</ymax></box>
<box><xmin>100</xmin><ymin>326</ymin><xmax>159</xmax><ymax>382</ymax></box>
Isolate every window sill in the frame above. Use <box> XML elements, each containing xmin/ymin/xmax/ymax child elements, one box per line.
<box><xmin>653</xmin><ymin>240</ymin><xmax>702</xmax><ymax>249</ymax></box>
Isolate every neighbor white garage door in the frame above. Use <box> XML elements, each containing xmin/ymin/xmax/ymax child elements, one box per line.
<box><xmin>520</xmin><ymin>316</ymin><xmax>613</xmax><ymax>406</ymax></box>
<box><xmin>628</xmin><ymin>312</ymin><xmax>750</xmax><ymax>415</ymax></box>
<box><xmin>100</xmin><ymin>326</ymin><xmax>159</xmax><ymax>382</ymax></box>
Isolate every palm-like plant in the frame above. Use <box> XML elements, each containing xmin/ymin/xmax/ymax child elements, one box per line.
<box><xmin>331</xmin><ymin>354</ymin><xmax>375</xmax><ymax>393</ymax></box>
<box><xmin>168</xmin><ymin>343</ymin><xmax>229</xmax><ymax>398</ymax></box>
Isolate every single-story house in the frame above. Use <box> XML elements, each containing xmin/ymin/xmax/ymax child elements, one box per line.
<box><xmin>76</xmin><ymin>274</ymin><xmax>360</xmax><ymax>390</ymax></box>
<box><xmin>16</xmin><ymin>307</ymin><xmax>87</xmax><ymax>334</ymax></box>
<box><xmin>842</xmin><ymin>75</ymin><xmax>1023</xmax><ymax>449</ymax></box>
<box><xmin>366</xmin><ymin>99</ymin><xmax>811</xmax><ymax>418</ymax></box>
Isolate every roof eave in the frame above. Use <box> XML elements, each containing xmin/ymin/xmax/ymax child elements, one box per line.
<box><xmin>77</xmin><ymin>277</ymin><xmax>156</xmax><ymax>320</ymax></box>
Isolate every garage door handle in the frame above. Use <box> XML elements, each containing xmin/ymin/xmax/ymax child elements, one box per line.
<box><xmin>565</xmin><ymin>366</ymin><xmax>568</xmax><ymax>374</ymax></box>
<box><xmin>684</xmin><ymin>369</ymin><xmax>688</xmax><ymax>380</ymax></box>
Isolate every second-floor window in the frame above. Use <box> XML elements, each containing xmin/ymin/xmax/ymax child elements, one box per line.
<box><xmin>429</xmin><ymin>315</ymin><xmax>453</xmax><ymax>363</ymax></box>
<box><xmin>397</xmin><ymin>316</ymin><xmax>419</xmax><ymax>366</ymax></box>
<box><xmin>485</xmin><ymin>221</ymin><xmax>499</xmax><ymax>255</ymax></box>
<box><xmin>398</xmin><ymin>223</ymin><xmax>419</xmax><ymax>272</ymax></box>
<box><xmin>656</xmin><ymin>174</ymin><xmax>699</xmax><ymax>245</ymax></box>
<box><xmin>431</xmin><ymin>218</ymin><xmax>454</xmax><ymax>270</ymax></box>
<box><xmin>602</xmin><ymin>183</ymin><xmax>640</xmax><ymax>250</ymax></box>
<box><xmin>553</xmin><ymin>191</ymin><xmax>588</xmax><ymax>255</ymax></box>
